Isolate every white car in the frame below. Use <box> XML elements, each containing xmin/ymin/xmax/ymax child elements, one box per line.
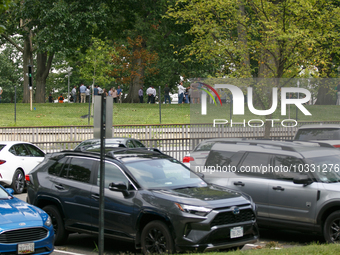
<box><xmin>0</xmin><ymin>141</ymin><xmax>45</xmax><ymax>194</ymax></box>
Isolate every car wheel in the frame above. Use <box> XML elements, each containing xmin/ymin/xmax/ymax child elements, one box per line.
<box><xmin>43</xmin><ymin>205</ymin><xmax>69</xmax><ymax>245</ymax></box>
<box><xmin>324</xmin><ymin>210</ymin><xmax>340</xmax><ymax>243</ymax></box>
<box><xmin>11</xmin><ymin>169</ymin><xmax>25</xmax><ymax>194</ymax></box>
<box><xmin>141</xmin><ymin>220</ymin><xmax>175</xmax><ymax>254</ymax></box>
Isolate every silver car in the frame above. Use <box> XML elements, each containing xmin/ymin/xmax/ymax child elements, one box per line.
<box><xmin>202</xmin><ymin>139</ymin><xmax>340</xmax><ymax>243</ymax></box>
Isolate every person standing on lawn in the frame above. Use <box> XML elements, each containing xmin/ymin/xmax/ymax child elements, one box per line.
<box><xmin>117</xmin><ymin>86</ymin><xmax>122</xmax><ymax>103</ymax></box>
<box><xmin>71</xmin><ymin>85</ymin><xmax>77</xmax><ymax>103</ymax></box>
<box><xmin>139</xmin><ymin>87</ymin><xmax>144</xmax><ymax>103</ymax></box>
<box><xmin>58</xmin><ymin>94</ymin><xmax>64</xmax><ymax>103</ymax></box>
<box><xmin>80</xmin><ymin>83</ymin><xmax>87</xmax><ymax>103</ymax></box>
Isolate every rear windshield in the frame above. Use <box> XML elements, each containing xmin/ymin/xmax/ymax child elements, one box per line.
<box><xmin>194</xmin><ymin>141</ymin><xmax>216</xmax><ymax>151</ymax></box>
<box><xmin>295</xmin><ymin>128</ymin><xmax>340</xmax><ymax>140</ymax></box>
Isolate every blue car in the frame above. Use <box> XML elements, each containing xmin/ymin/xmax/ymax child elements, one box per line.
<box><xmin>0</xmin><ymin>185</ymin><xmax>54</xmax><ymax>254</ymax></box>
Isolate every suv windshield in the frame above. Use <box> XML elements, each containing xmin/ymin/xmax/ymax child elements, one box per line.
<box><xmin>125</xmin><ymin>158</ymin><xmax>207</xmax><ymax>189</ymax></box>
<box><xmin>295</xmin><ymin>128</ymin><xmax>340</xmax><ymax>140</ymax></box>
<box><xmin>307</xmin><ymin>155</ymin><xmax>340</xmax><ymax>183</ymax></box>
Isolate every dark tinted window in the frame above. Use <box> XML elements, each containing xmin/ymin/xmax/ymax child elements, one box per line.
<box><xmin>205</xmin><ymin>150</ymin><xmax>241</xmax><ymax>167</ymax></box>
<box><xmin>295</xmin><ymin>128</ymin><xmax>340</xmax><ymax>140</ymax></box>
<box><xmin>12</xmin><ymin>144</ymin><xmax>30</xmax><ymax>156</ymax></box>
<box><xmin>67</xmin><ymin>158</ymin><xmax>93</xmax><ymax>183</ymax></box>
<box><xmin>126</xmin><ymin>140</ymin><xmax>135</xmax><ymax>148</ymax></box>
<box><xmin>239</xmin><ymin>152</ymin><xmax>272</xmax><ymax>177</ymax></box>
<box><xmin>133</xmin><ymin>140</ymin><xmax>145</xmax><ymax>148</ymax></box>
<box><xmin>273</xmin><ymin>156</ymin><xmax>305</xmax><ymax>181</ymax></box>
<box><xmin>26</xmin><ymin>144</ymin><xmax>45</xmax><ymax>157</ymax></box>
<box><xmin>48</xmin><ymin>157</ymin><xmax>68</xmax><ymax>176</ymax></box>
<box><xmin>0</xmin><ymin>145</ymin><xmax>5</xmax><ymax>151</ymax></box>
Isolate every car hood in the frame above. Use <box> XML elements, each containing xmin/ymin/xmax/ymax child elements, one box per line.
<box><xmin>0</xmin><ymin>197</ymin><xmax>44</xmax><ymax>228</ymax></box>
<box><xmin>151</xmin><ymin>184</ymin><xmax>249</xmax><ymax>208</ymax></box>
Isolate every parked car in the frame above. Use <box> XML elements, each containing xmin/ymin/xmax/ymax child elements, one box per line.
<box><xmin>74</xmin><ymin>137</ymin><xmax>145</xmax><ymax>151</ymax></box>
<box><xmin>0</xmin><ymin>185</ymin><xmax>54</xmax><ymax>254</ymax></box>
<box><xmin>202</xmin><ymin>139</ymin><xmax>340</xmax><ymax>242</ymax></box>
<box><xmin>183</xmin><ymin>138</ymin><xmax>247</xmax><ymax>171</ymax></box>
<box><xmin>294</xmin><ymin>124</ymin><xmax>340</xmax><ymax>148</ymax></box>
<box><xmin>26</xmin><ymin>147</ymin><xmax>259</xmax><ymax>253</ymax></box>
<box><xmin>0</xmin><ymin>141</ymin><xmax>45</xmax><ymax>194</ymax></box>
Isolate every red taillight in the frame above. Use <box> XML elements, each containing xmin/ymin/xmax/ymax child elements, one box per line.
<box><xmin>333</xmin><ymin>145</ymin><xmax>340</xmax><ymax>148</ymax></box>
<box><xmin>0</xmin><ymin>160</ymin><xmax>6</xmax><ymax>165</ymax></box>
<box><xmin>183</xmin><ymin>156</ymin><xmax>194</xmax><ymax>163</ymax></box>
<box><xmin>25</xmin><ymin>174</ymin><xmax>31</xmax><ymax>182</ymax></box>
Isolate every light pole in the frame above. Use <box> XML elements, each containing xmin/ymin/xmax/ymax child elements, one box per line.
<box><xmin>67</xmin><ymin>67</ymin><xmax>72</xmax><ymax>103</ymax></box>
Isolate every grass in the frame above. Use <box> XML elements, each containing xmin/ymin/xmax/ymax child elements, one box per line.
<box><xmin>0</xmin><ymin>102</ymin><xmax>339</xmax><ymax>127</ymax></box>
<box><xmin>204</xmin><ymin>243</ymin><xmax>340</xmax><ymax>255</ymax></box>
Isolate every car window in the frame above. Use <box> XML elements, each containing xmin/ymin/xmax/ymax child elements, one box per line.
<box><xmin>205</xmin><ymin>150</ymin><xmax>242</xmax><ymax>168</ymax></box>
<box><xmin>126</xmin><ymin>140</ymin><xmax>135</xmax><ymax>148</ymax></box>
<box><xmin>12</xmin><ymin>144</ymin><xmax>30</xmax><ymax>156</ymax></box>
<box><xmin>238</xmin><ymin>152</ymin><xmax>273</xmax><ymax>178</ymax></box>
<box><xmin>98</xmin><ymin>162</ymin><xmax>129</xmax><ymax>188</ymax></box>
<box><xmin>295</xmin><ymin>128</ymin><xmax>340</xmax><ymax>140</ymax></box>
<box><xmin>25</xmin><ymin>144</ymin><xmax>45</xmax><ymax>157</ymax></box>
<box><xmin>62</xmin><ymin>157</ymin><xmax>93</xmax><ymax>183</ymax></box>
<box><xmin>133</xmin><ymin>140</ymin><xmax>145</xmax><ymax>148</ymax></box>
<box><xmin>194</xmin><ymin>141</ymin><xmax>216</xmax><ymax>151</ymax></box>
<box><xmin>0</xmin><ymin>145</ymin><xmax>5</xmax><ymax>151</ymax></box>
<box><xmin>307</xmin><ymin>155</ymin><xmax>340</xmax><ymax>183</ymax></box>
<box><xmin>0</xmin><ymin>186</ymin><xmax>10</xmax><ymax>199</ymax></box>
<box><xmin>48</xmin><ymin>157</ymin><xmax>68</xmax><ymax>176</ymax></box>
<box><xmin>273</xmin><ymin>155</ymin><xmax>305</xmax><ymax>181</ymax></box>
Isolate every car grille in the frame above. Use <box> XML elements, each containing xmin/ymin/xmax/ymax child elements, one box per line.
<box><xmin>211</xmin><ymin>209</ymin><xmax>255</xmax><ymax>227</ymax></box>
<box><xmin>0</xmin><ymin>227</ymin><xmax>48</xmax><ymax>244</ymax></box>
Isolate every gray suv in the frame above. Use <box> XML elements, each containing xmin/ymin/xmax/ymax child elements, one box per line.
<box><xmin>202</xmin><ymin>140</ymin><xmax>340</xmax><ymax>243</ymax></box>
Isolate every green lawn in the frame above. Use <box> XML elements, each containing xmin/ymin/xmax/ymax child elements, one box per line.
<box><xmin>0</xmin><ymin>103</ymin><xmax>339</xmax><ymax>127</ymax></box>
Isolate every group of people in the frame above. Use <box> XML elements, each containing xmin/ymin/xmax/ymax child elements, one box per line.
<box><xmin>71</xmin><ymin>84</ymin><xmax>91</xmax><ymax>103</ymax></box>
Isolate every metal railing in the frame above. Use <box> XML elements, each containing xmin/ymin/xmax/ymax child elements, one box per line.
<box><xmin>1</xmin><ymin>121</ymin><xmax>339</xmax><ymax>160</ymax></box>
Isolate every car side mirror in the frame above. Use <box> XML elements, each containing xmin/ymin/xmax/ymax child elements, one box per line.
<box><xmin>293</xmin><ymin>175</ymin><xmax>313</xmax><ymax>186</ymax></box>
<box><xmin>109</xmin><ymin>182</ymin><xmax>129</xmax><ymax>196</ymax></box>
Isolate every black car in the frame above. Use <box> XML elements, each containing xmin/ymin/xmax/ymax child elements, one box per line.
<box><xmin>74</xmin><ymin>137</ymin><xmax>145</xmax><ymax>151</ymax></box>
<box><xmin>26</xmin><ymin>148</ymin><xmax>258</xmax><ymax>253</ymax></box>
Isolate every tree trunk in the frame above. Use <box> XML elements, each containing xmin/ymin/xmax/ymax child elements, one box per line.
<box><xmin>35</xmin><ymin>52</ymin><xmax>54</xmax><ymax>103</ymax></box>
<box><xmin>237</xmin><ymin>0</ymin><xmax>251</xmax><ymax>76</ymax></box>
<box><xmin>124</xmin><ymin>44</ymin><xmax>145</xmax><ymax>103</ymax></box>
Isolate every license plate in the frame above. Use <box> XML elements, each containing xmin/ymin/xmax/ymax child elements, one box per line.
<box><xmin>18</xmin><ymin>243</ymin><xmax>35</xmax><ymax>254</ymax></box>
<box><xmin>230</xmin><ymin>226</ymin><xmax>243</xmax><ymax>238</ymax></box>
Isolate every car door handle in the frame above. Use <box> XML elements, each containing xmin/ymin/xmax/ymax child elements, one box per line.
<box><xmin>272</xmin><ymin>186</ymin><xmax>285</xmax><ymax>191</ymax></box>
<box><xmin>54</xmin><ymin>184</ymin><xmax>64</xmax><ymax>190</ymax></box>
<box><xmin>233</xmin><ymin>181</ymin><xmax>245</xmax><ymax>186</ymax></box>
<box><xmin>91</xmin><ymin>194</ymin><xmax>100</xmax><ymax>200</ymax></box>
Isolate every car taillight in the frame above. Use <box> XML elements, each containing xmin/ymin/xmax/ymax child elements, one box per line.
<box><xmin>0</xmin><ymin>160</ymin><xmax>6</xmax><ymax>165</ymax></box>
<box><xmin>25</xmin><ymin>174</ymin><xmax>33</xmax><ymax>185</ymax></box>
<box><xmin>183</xmin><ymin>156</ymin><xmax>194</xmax><ymax>163</ymax></box>
<box><xmin>333</xmin><ymin>145</ymin><xmax>340</xmax><ymax>148</ymax></box>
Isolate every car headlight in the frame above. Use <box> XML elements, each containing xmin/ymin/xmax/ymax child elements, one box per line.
<box><xmin>44</xmin><ymin>215</ymin><xmax>52</xmax><ymax>227</ymax></box>
<box><xmin>175</xmin><ymin>203</ymin><xmax>212</xmax><ymax>216</ymax></box>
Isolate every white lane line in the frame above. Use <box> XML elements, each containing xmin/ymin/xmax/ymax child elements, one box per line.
<box><xmin>54</xmin><ymin>249</ymin><xmax>86</xmax><ymax>255</ymax></box>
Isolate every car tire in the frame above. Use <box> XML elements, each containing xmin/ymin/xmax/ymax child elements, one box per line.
<box><xmin>11</xmin><ymin>169</ymin><xmax>25</xmax><ymax>194</ymax></box>
<box><xmin>141</xmin><ymin>220</ymin><xmax>175</xmax><ymax>254</ymax></box>
<box><xmin>43</xmin><ymin>205</ymin><xmax>69</xmax><ymax>245</ymax></box>
<box><xmin>324</xmin><ymin>210</ymin><xmax>340</xmax><ymax>243</ymax></box>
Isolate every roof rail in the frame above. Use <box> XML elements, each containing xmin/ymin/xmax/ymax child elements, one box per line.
<box><xmin>106</xmin><ymin>147</ymin><xmax>163</xmax><ymax>158</ymax></box>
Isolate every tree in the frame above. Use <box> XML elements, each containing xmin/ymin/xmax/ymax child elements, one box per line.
<box><xmin>167</xmin><ymin>0</ymin><xmax>340</xmax><ymax>136</ymax></box>
<box><xmin>0</xmin><ymin>0</ymin><xmax>109</xmax><ymax>102</ymax></box>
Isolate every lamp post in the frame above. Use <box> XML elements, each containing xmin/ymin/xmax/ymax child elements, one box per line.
<box><xmin>67</xmin><ymin>67</ymin><xmax>72</xmax><ymax>103</ymax></box>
